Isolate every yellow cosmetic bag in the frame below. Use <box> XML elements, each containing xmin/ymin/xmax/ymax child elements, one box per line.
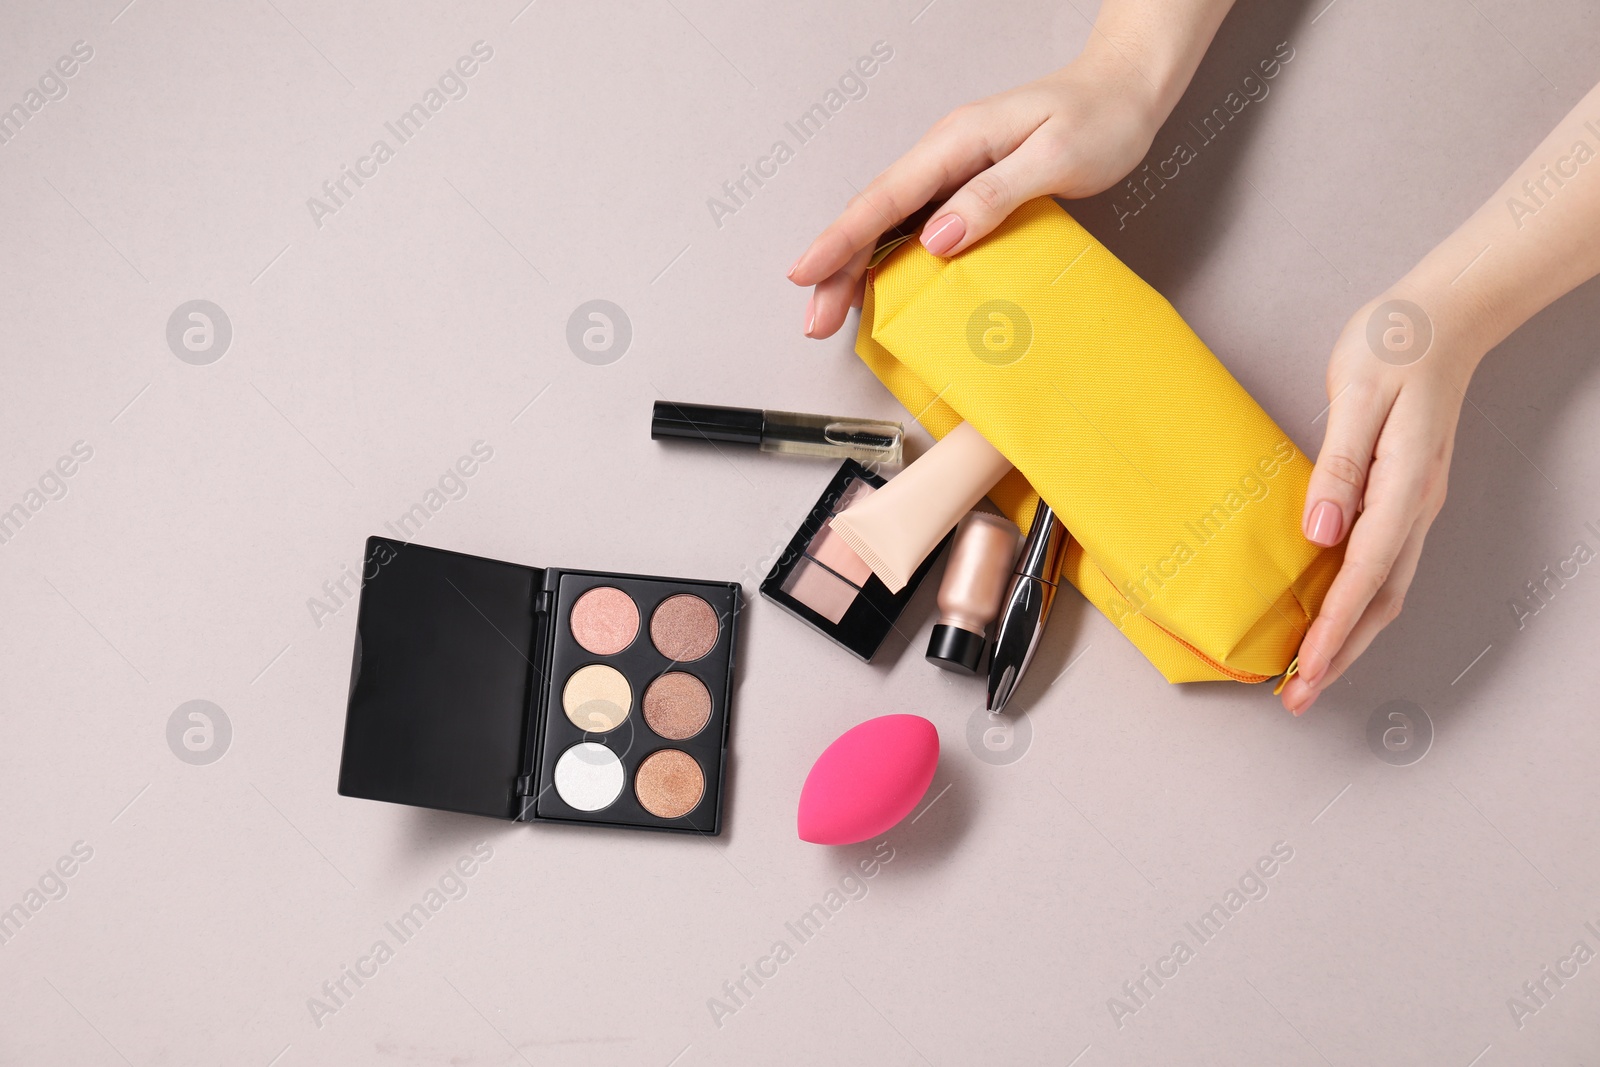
<box><xmin>856</xmin><ymin>196</ymin><xmax>1342</xmax><ymax>683</ymax></box>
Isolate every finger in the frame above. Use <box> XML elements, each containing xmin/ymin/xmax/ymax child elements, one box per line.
<box><xmin>789</xmin><ymin>116</ymin><xmax>991</xmax><ymax>287</ymax></box>
<box><xmin>804</xmin><ymin>246</ymin><xmax>873</xmax><ymax>338</ymax></box>
<box><xmin>1303</xmin><ymin>380</ymin><xmax>1388</xmax><ymax>548</ymax></box>
<box><xmin>1292</xmin><ymin>450</ymin><xmax>1427</xmax><ymax>691</ymax></box>
<box><xmin>1282</xmin><ymin>521</ymin><xmax>1427</xmax><ymax>714</ymax></box>
<box><xmin>919</xmin><ymin>135</ymin><xmax>1062</xmax><ymax>256</ymax></box>
<box><xmin>1313</xmin><ymin>522</ymin><xmax>1427</xmax><ymax>687</ymax></box>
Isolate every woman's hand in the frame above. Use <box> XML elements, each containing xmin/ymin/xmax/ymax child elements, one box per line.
<box><xmin>788</xmin><ymin>0</ymin><xmax>1251</xmax><ymax>332</ymax></box>
<box><xmin>787</xmin><ymin>44</ymin><xmax>1173</xmax><ymax>339</ymax></box>
<box><xmin>1280</xmin><ymin>288</ymin><xmax>1481</xmax><ymax>715</ymax></box>
<box><xmin>1284</xmin><ymin>72</ymin><xmax>1600</xmax><ymax>714</ymax></box>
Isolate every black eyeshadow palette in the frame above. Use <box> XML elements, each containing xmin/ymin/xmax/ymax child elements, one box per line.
<box><xmin>338</xmin><ymin>537</ymin><xmax>739</xmax><ymax>834</ymax></box>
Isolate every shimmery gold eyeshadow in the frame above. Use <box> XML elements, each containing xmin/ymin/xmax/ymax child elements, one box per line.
<box><xmin>642</xmin><ymin>672</ymin><xmax>712</xmax><ymax>740</ymax></box>
<box><xmin>562</xmin><ymin>664</ymin><xmax>632</xmax><ymax>732</ymax></box>
<box><xmin>782</xmin><ymin>558</ymin><xmax>855</xmax><ymax>624</ymax></box>
<box><xmin>569</xmin><ymin>586</ymin><xmax>639</xmax><ymax>655</ymax></box>
<box><xmin>650</xmin><ymin>594</ymin><xmax>719</xmax><ymax>662</ymax></box>
<box><xmin>634</xmin><ymin>749</ymin><xmax>704</xmax><ymax>819</ymax></box>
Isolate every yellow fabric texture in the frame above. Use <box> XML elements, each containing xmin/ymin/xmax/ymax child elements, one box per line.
<box><xmin>856</xmin><ymin>197</ymin><xmax>1343</xmax><ymax>683</ymax></box>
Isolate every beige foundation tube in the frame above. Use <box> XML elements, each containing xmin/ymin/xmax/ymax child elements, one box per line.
<box><xmin>828</xmin><ymin>422</ymin><xmax>1013</xmax><ymax>593</ymax></box>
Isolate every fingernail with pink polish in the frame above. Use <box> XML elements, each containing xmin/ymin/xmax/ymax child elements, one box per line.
<box><xmin>1306</xmin><ymin>500</ymin><xmax>1343</xmax><ymax>546</ymax></box>
<box><xmin>921</xmin><ymin>214</ymin><xmax>965</xmax><ymax>256</ymax></box>
<box><xmin>803</xmin><ymin>295</ymin><xmax>816</xmax><ymax>337</ymax></box>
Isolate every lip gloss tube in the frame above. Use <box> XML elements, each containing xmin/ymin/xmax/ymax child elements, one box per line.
<box><xmin>652</xmin><ymin>401</ymin><xmax>904</xmax><ymax>466</ymax></box>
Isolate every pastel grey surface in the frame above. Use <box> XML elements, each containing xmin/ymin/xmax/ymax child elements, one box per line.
<box><xmin>2</xmin><ymin>0</ymin><xmax>1598</xmax><ymax>1064</ymax></box>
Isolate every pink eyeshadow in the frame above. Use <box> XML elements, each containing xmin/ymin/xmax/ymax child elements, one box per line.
<box><xmin>569</xmin><ymin>586</ymin><xmax>640</xmax><ymax>655</ymax></box>
<box><xmin>782</xmin><ymin>559</ymin><xmax>857</xmax><ymax>624</ymax></box>
<box><xmin>832</xmin><ymin>479</ymin><xmax>877</xmax><ymax>513</ymax></box>
<box><xmin>807</xmin><ymin>525</ymin><xmax>873</xmax><ymax>586</ymax></box>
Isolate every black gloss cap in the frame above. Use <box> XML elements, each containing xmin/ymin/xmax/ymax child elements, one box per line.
<box><xmin>652</xmin><ymin>401</ymin><xmax>764</xmax><ymax>447</ymax></box>
<box><xmin>926</xmin><ymin>623</ymin><xmax>986</xmax><ymax>674</ymax></box>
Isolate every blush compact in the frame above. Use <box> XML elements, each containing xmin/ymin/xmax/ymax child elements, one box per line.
<box><xmin>338</xmin><ymin>537</ymin><xmax>739</xmax><ymax>834</ymax></box>
<box><xmin>760</xmin><ymin>459</ymin><xmax>947</xmax><ymax>661</ymax></box>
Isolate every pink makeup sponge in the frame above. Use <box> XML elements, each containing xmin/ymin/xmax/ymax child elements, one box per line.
<box><xmin>798</xmin><ymin>715</ymin><xmax>939</xmax><ymax>845</ymax></box>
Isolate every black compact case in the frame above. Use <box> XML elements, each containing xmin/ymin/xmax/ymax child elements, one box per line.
<box><xmin>339</xmin><ymin>537</ymin><xmax>739</xmax><ymax>834</ymax></box>
<box><xmin>759</xmin><ymin>459</ymin><xmax>947</xmax><ymax>661</ymax></box>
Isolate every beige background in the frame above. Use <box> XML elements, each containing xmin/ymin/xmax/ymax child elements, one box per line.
<box><xmin>2</xmin><ymin>0</ymin><xmax>1599</xmax><ymax>1063</ymax></box>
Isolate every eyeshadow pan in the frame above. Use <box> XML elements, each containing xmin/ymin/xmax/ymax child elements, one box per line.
<box><xmin>782</xmin><ymin>558</ymin><xmax>856</xmax><ymax>624</ymax></box>
<box><xmin>832</xmin><ymin>478</ymin><xmax>876</xmax><ymax>512</ymax></box>
<box><xmin>634</xmin><ymin>749</ymin><xmax>704</xmax><ymax>819</ymax></box>
<box><xmin>553</xmin><ymin>742</ymin><xmax>625</xmax><ymax>811</ymax></box>
<box><xmin>562</xmin><ymin>663</ymin><xmax>632</xmax><ymax>732</ymax></box>
<box><xmin>570</xmin><ymin>586</ymin><xmax>639</xmax><ymax>655</ymax></box>
<box><xmin>642</xmin><ymin>672</ymin><xmax>712</xmax><ymax>740</ymax></box>
<box><xmin>807</xmin><ymin>525</ymin><xmax>873</xmax><ymax>586</ymax></box>
<box><xmin>650</xmin><ymin>594</ymin><xmax>719</xmax><ymax>662</ymax></box>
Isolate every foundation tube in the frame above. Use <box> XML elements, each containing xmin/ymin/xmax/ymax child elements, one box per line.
<box><xmin>828</xmin><ymin>422</ymin><xmax>1013</xmax><ymax>593</ymax></box>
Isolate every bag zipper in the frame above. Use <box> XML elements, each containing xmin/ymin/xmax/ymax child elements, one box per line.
<box><xmin>1091</xmin><ymin>562</ymin><xmax>1274</xmax><ymax>684</ymax></box>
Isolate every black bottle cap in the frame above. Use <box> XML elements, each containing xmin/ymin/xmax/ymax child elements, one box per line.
<box><xmin>926</xmin><ymin>623</ymin><xmax>986</xmax><ymax>674</ymax></box>
<box><xmin>652</xmin><ymin>401</ymin><xmax>764</xmax><ymax>447</ymax></box>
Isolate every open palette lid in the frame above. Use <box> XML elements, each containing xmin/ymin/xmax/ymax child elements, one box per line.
<box><xmin>339</xmin><ymin>538</ymin><xmax>541</xmax><ymax>821</ymax></box>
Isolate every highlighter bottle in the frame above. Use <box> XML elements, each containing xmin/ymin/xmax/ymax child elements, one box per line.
<box><xmin>926</xmin><ymin>511</ymin><xmax>1022</xmax><ymax>673</ymax></box>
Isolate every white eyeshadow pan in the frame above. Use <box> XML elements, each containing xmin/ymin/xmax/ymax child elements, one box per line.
<box><xmin>552</xmin><ymin>742</ymin><xmax>625</xmax><ymax>811</ymax></box>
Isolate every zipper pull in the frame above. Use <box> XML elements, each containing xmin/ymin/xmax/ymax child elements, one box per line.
<box><xmin>868</xmin><ymin>232</ymin><xmax>916</xmax><ymax>269</ymax></box>
<box><xmin>1273</xmin><ymin>655</ymin><xmax>1301</xmax><ymax>696</ymax></box>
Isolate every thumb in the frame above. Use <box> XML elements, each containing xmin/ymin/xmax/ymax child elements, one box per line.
<box><xmin>1303</xmin><ymin>383</ymin><xmax>1387</xmax><ymax>547</ymax></box>
<box><xmin>918</xmin><ymin>138</ymin><xmax>1058</xmax><ymax>257</ymax></box>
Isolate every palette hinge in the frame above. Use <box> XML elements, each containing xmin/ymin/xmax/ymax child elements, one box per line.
<box><xmin>515</xmin><ymin>774</ymin><xmax>535</xmax><ymax>796</ymax></box>
<box><xmin>533</xmin><ymin>591</ymin><xmax>553</xmax><ymax>615</ymax></box>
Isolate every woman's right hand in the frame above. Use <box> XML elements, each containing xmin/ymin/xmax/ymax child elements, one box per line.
<box><xmin>786</xmin><ymin>45</ymin><xmax>1167</xmax><ymax>339</ymax></box>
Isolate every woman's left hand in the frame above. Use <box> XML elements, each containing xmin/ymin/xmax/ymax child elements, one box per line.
<box><xmin>1279</xmin><ymin>287</ymin><xmax>1482</xmax><ymax>715</ymax></box>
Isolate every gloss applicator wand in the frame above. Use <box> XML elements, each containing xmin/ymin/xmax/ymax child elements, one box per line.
<box><xmin>652</xmin><ymin>401</ymin><xmax>904</xmax><ymax>467</ymax></box>
<box><xmin>986</xmin><ymin>499</ymin><xmax>1070</xmax><ymax>713</ymax></box>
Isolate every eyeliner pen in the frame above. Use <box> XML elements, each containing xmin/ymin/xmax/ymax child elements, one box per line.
<box><xmin>986</xmin><ymin>499</ymin><xmax>1070</xmax><ymax>713</ymax></box>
